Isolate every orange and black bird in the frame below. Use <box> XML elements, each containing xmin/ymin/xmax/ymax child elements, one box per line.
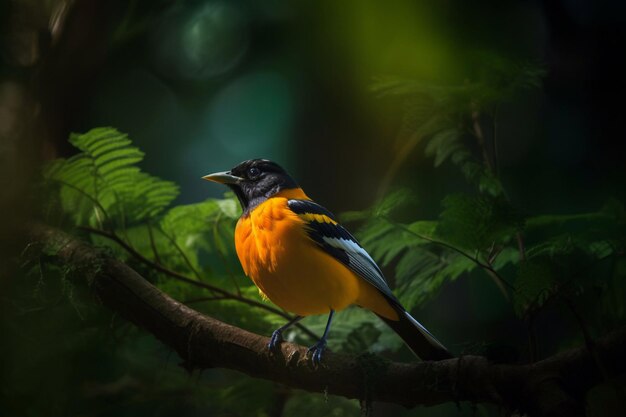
<box><xmin>203</xmin><ymin>159</ymin><xmax>451</xmax><ymax>364</ymax></box>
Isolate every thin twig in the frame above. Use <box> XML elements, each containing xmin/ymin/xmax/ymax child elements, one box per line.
<box><xmin>483</xmin><ymin>268</ymin><xmax>511</xmax><ymax>302</ymax></box>
<box><xmin>154</xmin><ymin>226</ymin><xmax>207</xmax><ymax>281</ymax></box>
<box><xmin>184</xmin><ymin>296</ymin><xmax>230</xmax><ymax>304</ymax></box>
<box><xmin>111</xmin><ymin>188</ymin><xmax>131</xmax><ymax>244</ymax></box>
<box><xmin>147</xmin><ymin>223</ymin><xmax>162</xmax><ymax>264</ymax></box>
<box><xmin>492</xmin><ymin>105</ymin><xmax>499</xmax><ymax>176</ymax></box>
<box><xmin>471</xmin><ymin>105</ymin><xmax>493</xmax><ymax>172</ymax></box>
<box><xmin>386</xmin><ymin>219</ymin><xmax>514</xmax><ymax>298</ymax></box>
<box><xmin>487</xmin><ymin>243</ymin><xmax>502</xmax><ymax>265</ymax></box>
<box><xmin>79</xmin><ymin>226</ymin><xmax>319</xmax><ymax>342</ymax></box>
<box><xmin>51</xmin><ymin>179</ymin><xmax>110</xmax><ymax>228</ymax></box>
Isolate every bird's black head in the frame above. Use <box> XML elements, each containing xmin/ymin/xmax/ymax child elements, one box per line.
<box><xmin>202</xmin><ymin>159</ymin><xmax>298</xmax><ymax>213</ymax></box>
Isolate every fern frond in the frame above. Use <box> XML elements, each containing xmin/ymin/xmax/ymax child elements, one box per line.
<box><xmin>44</xmin><ymin>127</ymin><xmax>179</xmax><ymax>227</ymax></box>
<box><xmin>436</xmin><ymin>194</ymin><xmax>521</xmax><ymax>252</ymax></box>
<box><xmin>158</xmin><ymin>194</ymin><xmax>242</xmax><ymax>283</ymax></box>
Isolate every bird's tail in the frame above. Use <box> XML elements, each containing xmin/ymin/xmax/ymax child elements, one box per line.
<box><xmin>378</xmin><ymin>309</ymin><xmax>452</xmax><ymax>360</ymax></box>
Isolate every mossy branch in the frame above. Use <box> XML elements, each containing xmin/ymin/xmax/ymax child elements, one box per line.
<box><xmin>23</xmin><ymin>224</ymin><xmax>626</xmax><ymax>416</ymax></box>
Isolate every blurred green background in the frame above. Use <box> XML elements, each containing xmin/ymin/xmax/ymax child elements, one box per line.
<box><xmin>1</xmin><ymin>0</ymin><xmax>625</xmax><ymax>416</ymax></box>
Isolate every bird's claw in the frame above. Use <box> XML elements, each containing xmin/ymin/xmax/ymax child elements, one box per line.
<box><xmin>307</xmin><ymin>339</ymin><xmax>327</xmax><ymax>366</ymax></box>
<box><xmin>268</xmin><ymin>329</ymin><xmax>283</xmax><ymax>351</ymax></box>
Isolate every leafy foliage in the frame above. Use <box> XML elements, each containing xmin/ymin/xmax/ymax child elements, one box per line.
<box><xmin>345</xmin><ymin>194</ymin><xmax>480</xmax><ymax>311</ymax></box>
<box><xmin>436</xmin><ymin>194</ymin><xmax>521</xmax><ymax>251</ymax></box>
<box><xmin>359</xmin><ymin>58</ymin><xmax>624</xmax><ymax>344</ymax></box>
<box><xmin>371</xmin><ymin>56</ymin><xmax>544</xmax><ymax>111</ymax></box>
<box><xmin>44</xmin><ymin>127</ymin><xmax>179</xmax><ymax>228</ymax></box>
<box><xmin>42</xmin><ymin>128</ymin><xmax>277</xmax><ymax>328</ymax></box>
<box><xmin>511</xmin><ymin>208</ymin><xmax>625</xmax><ymax>318</ymax></box>
<box><xmin>349</xmin><ymin>186</ymin><xmax>624</xmax><ymax>325</ymax></box>
<box><xmin>158</xmin><ymin>197</ymin><xmax>240</xmax><ymax>279</ymax></box>
<box><xmin>30</xmin><ymin>51</ymin><xmax>623</xmax><ymax>416</ymax></box>
<box><xmin>36</xmin><ymin>128</ymin><xmax>304</xmax><ymax>415</ymax></box>
<box><xmin>372</xmin><ymin>58</ymin><xmax>544</xmax><ymax>197</ymax></box>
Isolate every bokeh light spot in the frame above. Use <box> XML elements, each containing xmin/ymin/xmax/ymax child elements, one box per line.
<box><xmin>150</xmin><ymin>1</ymin><xmax>248</xmax><ymax>80</ymax></box>
<box><xmin>208</xmin><ymin>71</ymin><xmax>294</xmax><ymax>158</ymax></box>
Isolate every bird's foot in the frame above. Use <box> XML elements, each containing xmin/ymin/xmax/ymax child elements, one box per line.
<box><xmin>307</xmin><ymin>339</ymin><xmax>327</xmax><ymax>366</ymax></box>
<box><xmin>268</xmin><ymin>329</ymin><xmax>283</xmax><ymax>351</ymax></box>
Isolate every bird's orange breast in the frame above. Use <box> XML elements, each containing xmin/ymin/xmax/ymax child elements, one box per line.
<box><xmin>234</xmin><ymin>188</ymin><xmax>398</xmax><ymax>319</ymax></box>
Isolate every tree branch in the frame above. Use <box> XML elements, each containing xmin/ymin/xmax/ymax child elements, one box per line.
<box><xmin>78</xmin><ymin>225</ymin><xmax>319</xmax><ymax>342</ymax></box>
<box><xmin>23</xmin><ymin>224</ymin><xmax>626</xmax><ymax>415</ymax></box>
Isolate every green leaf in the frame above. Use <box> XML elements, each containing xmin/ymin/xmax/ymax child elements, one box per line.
<box><xmin>436</xmin><ymin>193</ymin><xmax>520</xmax><ymax>252</ymax></box>
<box><xmin>425</xmin><ymin>128</ymin><xmax>463</xmax><ymax>167</ymax></box>
<box><xmin>513</xmin><ymin>259</ymin><xmax>555</xmax><ymax>317</ymax></box>
<box><xmin>513</xmin><ymin>228</ymin><xmax>618</xmax><ymax>317</ymax></box>
<box><xmin>491</xmin><ymin>247</ymin><xmax>520</xmax><ymax>270</ymax></box>
<box><xmin>283</xmin><ymin>391</ymin><xmax>360</xmax><ymax>417</ymax></box>
<box><xmin>407</xmin><ymin>220</ymin><xmax>438</xmax><ymax>238</ymax></box>
<box><xmin>373</xmin><ymin>188</ymin><xmax>415</xmax><ymax>217</ymax></box>
<box><xmin>216</xmin><ymin>193</ymin><xmax>241</xmax><ymax>219</ymax></box>
<box><xmin>372</xmin><ymin>58</ymin><xmax>543</xmax><ymax>197</ymax></box>
<box><xmin>354</xmin><ymin>213</ymin><xmax>475</xmax><ymax>311</ymax></box>
<box><xmin>522</xmin><ymin>201</ymin><xmax>626</xmax><ymax>250</ymax></box>
<box><xmin>340</xmin><ymin>189</ymin><xmax>413</xmax><ymax>224</ymax></box>
<box><xmin>395</xmin><ymin>248</ymin><xmax>476</xmax><ymax>310</ymax></box>
<box><xmin>158</xmin><ymin>195</ymin><xmax>241</xmax><ymax>280</ymax></box>
<box><xmin>358</xmin><ymin>219</ymin><xmax>431</xmax><ymax>268</ymax></box>
<box><xmin>297</xmin><ymin>307</ymin><xmax>403</xmax><ymax>354</ymax></box>
<box><xmin>44</xmin><ymin>127</ymin><xmax>179</xmax><ymax>227</ymax></box>
<box><xmin>525</xmin><ymin>212</ymin><xmax>606</xmax><ymax>229</ymax></box>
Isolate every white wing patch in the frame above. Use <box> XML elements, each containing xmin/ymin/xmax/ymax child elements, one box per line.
<box><xmin>322</xmin><ymin>236</ymin><xmax>377</xmax><ymax>268</ymax></box>
<box><xmin>288</xmin><ymin>198</ymin><xmax>399</xmax><ymax>304</ymax></box>
<box><xmin>321</xmin><ymin>236</ymin><xmax>395</xmax><ymax>300</ymax></box>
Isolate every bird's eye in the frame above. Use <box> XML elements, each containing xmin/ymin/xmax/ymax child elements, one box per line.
<box><xmin>248</xmin><ymin>167</ymin><xmax>260</xmax><ymax>178</ymax></box>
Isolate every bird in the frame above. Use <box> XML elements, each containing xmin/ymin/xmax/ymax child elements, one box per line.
<box><xmin>202</xmin><ymin>159</ymin><xmax>452</xmax><ymax>364</ymax></box>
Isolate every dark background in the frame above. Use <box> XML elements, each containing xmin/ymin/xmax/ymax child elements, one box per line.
<box><xmin>1</xmin><ymin>1</ymin><xmax>625</xmax><ymax>416</ymax></box>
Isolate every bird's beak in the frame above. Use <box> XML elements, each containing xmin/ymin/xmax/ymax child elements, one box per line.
<box><xmin>202</xmin><ymin>171</ymin><xmax>242</xmax><ymax>185</ymax></box>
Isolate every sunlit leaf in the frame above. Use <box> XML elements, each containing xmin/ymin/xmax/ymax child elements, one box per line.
<box><xmin>44</xmin><ymin>127</ymin><xmax>179</xmax><ymax>227</ymax></box>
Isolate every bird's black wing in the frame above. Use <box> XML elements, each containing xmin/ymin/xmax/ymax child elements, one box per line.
<box><xmin>288</xmin><ymin>199</ymin><xmax>452</xmax><ymax>360</ymax></box>
<box><xmin>287</xmin><ymin>199</ymin><xmax>399</xmax><ymax>305</ymax></box>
